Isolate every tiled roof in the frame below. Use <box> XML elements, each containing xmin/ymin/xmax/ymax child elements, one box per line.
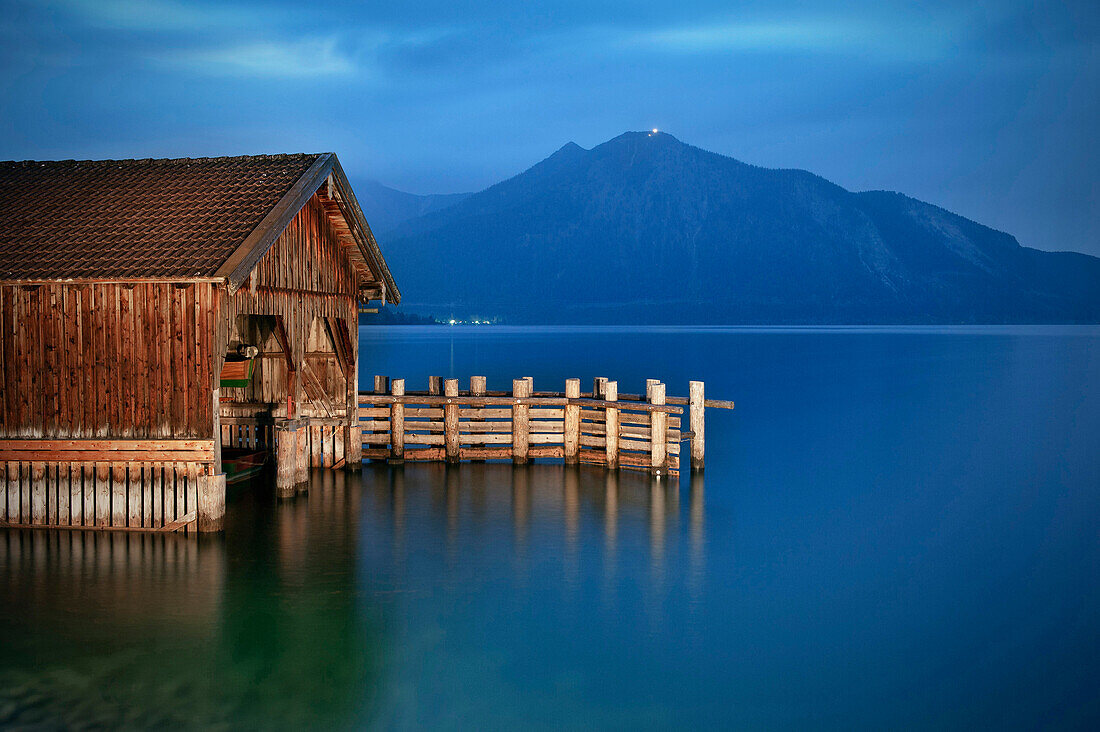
<box><xmin>0</xmin><ymin>154</ymin><xmax>322</xmax><ymax>280</ymax></box>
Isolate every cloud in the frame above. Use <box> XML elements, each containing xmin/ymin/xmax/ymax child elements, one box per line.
<box><xmin>49</xmin><ymin>0</ymin><xmax>271</xmax><ymax>32</ymax></box>
<box><xmin>159</xmin><ymin>37</ymin><xmax>357</xmax><ymax>78</ymax></box>
<box><xmin>618</xmin><ymin>14</ymin><xmax>962</xmax><ymax>62</ymax></box>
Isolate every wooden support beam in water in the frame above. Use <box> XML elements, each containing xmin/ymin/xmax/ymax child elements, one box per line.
<box><xmin>604</xmin><ymin>381</ymin><xmax>619</xmax><ymax>470</ymax></box>
<box><xmin>470</xmin><ymin>376</ymin><xmax>486</xmax><ymax>462</ymax></box>
<box><xmin>690</xmin><ymin>381</ymin><xmax>705</xmax><ymax>471</ymax></box>
<box><xmin>649</xmin><ymin>382</ymin><xmax>667</xmax><ymax>476</ymax></box>
<box><xmin>444</xmin><ymin>379</ymin><xmax>460</xmax><ymax>463</ymax></box>
<box><xmin>389</xmin><ymin>379</ymin><xmax>405</xmax><ymax>464</ymax></box>
<box><xmin>512</xmin><ymin>378</ymin><xmax>530</xmax><ymax>464</ymax></box>
<box><xmin>564</xmin><ymin>378</ymin><xmax>580</xmax><ymax>464</ymax></box>
<box><xmin>275</xmin><ymin>424</ymin><xmax>296</xmax><ymax>498</ymax></box>
<box><xmin>197</xmin><ymin>473</ymin><xmax>225</xmax><ymax>532</ymax></box>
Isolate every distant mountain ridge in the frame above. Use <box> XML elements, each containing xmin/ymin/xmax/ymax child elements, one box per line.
<box><xmin>352</xmin><ymin>179</ymin><xmax>471</xmax><ymax>233</ymax></box>
<box><xmin>362</xmin><ymin>132</ymin><xmax>1100</xmax><ymax>323</ymax></box>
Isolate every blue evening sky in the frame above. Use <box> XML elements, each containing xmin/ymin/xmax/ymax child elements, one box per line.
<box><xmin>1</xmin><ymin>0</ymin><xmax>1097</xmax><ymax>255</ymax></box>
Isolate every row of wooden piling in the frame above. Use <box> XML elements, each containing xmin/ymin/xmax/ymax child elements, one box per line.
<box><xmin>357</xmin><ymin>376</ymin><xmax>730</xmax><ymax>475</ymax></box>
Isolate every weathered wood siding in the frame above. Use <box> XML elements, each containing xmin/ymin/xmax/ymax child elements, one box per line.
<box><xmin>0</xmin><ymin>282</ymin><xmax>218</xmax><ymax>440</ymax></box>
<box><xmin>218</xmin><ymin>192</ymin><xmax>362</xmax><ymax>467</ymax></box>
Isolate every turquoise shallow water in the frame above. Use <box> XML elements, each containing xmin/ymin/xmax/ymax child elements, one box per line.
<box><xmin>2</xmin><ymin>326</ymin><xmax>1098</xmax><ymax>729</ymax></box>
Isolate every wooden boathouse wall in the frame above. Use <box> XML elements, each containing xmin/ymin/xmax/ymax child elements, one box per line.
<box><xmin>0</xmin><ymin>281</ymin><xmax>219</xmax><ymax>531</ymax></box>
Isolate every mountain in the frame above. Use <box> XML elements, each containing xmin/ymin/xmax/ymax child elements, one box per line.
<box><xmin>371</xmin><ymin>132</ymin><xmax>1100</xmax><ymax>323</ymax></box>
<box><xmin>352</xmin><ymin>179</ymin><xmax>470</xmax><ymax>233</ymax></box>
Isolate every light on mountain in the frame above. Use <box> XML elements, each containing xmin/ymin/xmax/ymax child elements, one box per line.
<box><xmin>651</xmin><ymin>128</ymin><xmax>659</xmax><ymax>135</ymax></box>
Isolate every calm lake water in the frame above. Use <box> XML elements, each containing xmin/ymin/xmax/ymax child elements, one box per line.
<box><xmin>2</xmin><ymin>326</ymin><xmax>1098</xmax><ymax>729</ymax></box>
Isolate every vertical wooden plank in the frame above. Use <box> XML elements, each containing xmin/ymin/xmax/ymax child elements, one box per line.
<box><xmin>111</xmin><ymin>462</ymin><xmax>126</xmax><ymax>527</ymax></box>
<box><xmin>605</xmin><ymin>381</ymin><xmax>619</xmax><ymax>470</ymax></box>
<box><xmin>95</xmin><ymin>463</ymin><xmax>110</xmax><ymax>527</ymax></box>
<box><xmin>53</xmin><ymin>287</ymin><xmax>68</xmax><ymax>439</ymax></box>
<box><xmin>133</xmin><ymin>284</ymin><xmax>147</xmax><ymax>438</ymax></box>
<box><xmin>512</xmin><ymin>379</ymin><xmax>529</xmax><ymax>464</ymax></box>
<box><xmin>95</xmin><ymin>285</ymin><xmax>109</xmax><ymax>438</ymax></box>
<box><xmin>650</xmin><ymin>382</ymin><xmax>667</xmax><ymax>475</ymax></box>
<box><xmin>159</xmin><ymin>284</ymin><xmax>172</xmax><ymax>438</ymax></box>
<box><xmin>444</xmin><ymin>378</ymin><xmax>459</xmax><ymax>463</ymax></box>
<box><xmin>127</xmin><ymin>464</ymin><xmax>141</xmax><ymax>528</ymax></box>
<box><xmin>82</xmin><ymin>463</ymin><xmax>95</xmax><ymax>526</ymax></box>
<box><xmin>334</xmin><ymin>424</ymin><xmax>345</xmax><ymax>466</ymax></box>
<box><xmin>45</xmin><ymin>288</ymin><xmax>59</xmax><ymax>438</ymax></box>
<box><xmin>186</xmin><ymin>462</ymin><xmax>199</xmax><ymax>531</ymax></box>
<box><xmin>31</xmin><ymin>462</ymin><xmax>46</xmax><ymax>525</ymax></box>
<box><xmin>564</xmin><ymin>378</ymin><xmax>580</xmax><ymax>464</ymax></box>
<box><xmin>0</xmin><ymin>289</ymin><xmax>8</xmax><ymax>434</ymax></box>
<box><xmin>310</xmin><ymin>422</ymin><xmax>321</xmax><ymax>468</ymax></box>
<box><xmin>32</xmin><ymin>287</ymin><xmax>47</xmax><ymax>437</ymax></box>
<box><xmin>171</xmin><ymin>286</ymin><xmax>185</xmax><ymax>437</ymax></box>
<box><xmin>5</xmin><ymin>461</ymin><xmax>17</xmax><ymax>523</ymax></box>
<box><xmin>70</xmin><ymin>463</ymin><xmax>83</xmax><ymax>526</ymax></box>
<box><xmin>690</xmin><ymin>381</ymin><xmax>705</xmax><ymax>471</ymax></box>
<box><xmin>66</xmin><ymin>287</ymin><xmax>82</xmax><ymax>436</ymax></box>
<box><xmin>55</xmin><ymin>462</ymin><xmax>68</xmax><ymax>525</ymax></box>
<box><xmin>428</xmin><ymin>376</ymin><xmax>442</xmax><ymax>395</ymax></box>
<box><xmin>164</xmin><ymin>464</ymin><xmax>178</xmax><ymax>525</ymax></box>
<box><xmin>152</xmin><ymin>463</ymin><xmax>164</xmax><ymax>528</ymax></box>
<box><xmin>19</xmin><ymin>462</ymin><xmax>31</xmax><ymax>522</ymax></box>
<box><xmin>16</xmin><ymin>289</ymin><xmax>30</xmax><ymax>436</ymax></box>
<box><xmin>142</xmin><ymin>464</ymin><xmax>153</xmax><ymax>528</ymax></box>
<box><xmin>124</xmin><ymin>286</ymin><xmax>137</xmax><ymax>436</ymax></box>
<box><xmin>108</xmin><ymin>286</ymin><xmax>121</xmax><ymax>435</ymax></box>
<box><xmin>45</xmin><ymin>462</ymin><xmax>56</xmax><ymax>524</ymax></box>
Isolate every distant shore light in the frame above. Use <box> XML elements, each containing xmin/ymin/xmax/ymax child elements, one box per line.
<box><xmin>652</xmin><ymin>128</ymin><xmax>659</xmax><ymax>134</ymax></box>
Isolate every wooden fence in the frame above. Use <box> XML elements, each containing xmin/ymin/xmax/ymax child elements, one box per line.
<box><xmin>358</xmin><ymin>376</ymin><xmax>732</xmax><ymax>475</ymax></box>
<box><xmin>0</xmin><ymin>440</ymin><xmax>215</xmax><ymax>531</ymax></box>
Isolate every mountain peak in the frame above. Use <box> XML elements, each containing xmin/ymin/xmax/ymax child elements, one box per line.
<box><xmin>547</xmin><ymin>141</ymin><xmax>586</xmax><ymax>161</ymax></box>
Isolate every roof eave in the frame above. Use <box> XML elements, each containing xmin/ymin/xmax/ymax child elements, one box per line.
<box><xmin>328</xmin><ymin>158</ymin><xmax>402</xmax><ymax>305</ymax></box>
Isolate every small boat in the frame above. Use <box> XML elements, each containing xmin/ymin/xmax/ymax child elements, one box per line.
<box><xmin>222</xmin><ymin>447</ymin><xmax>268</xmax><ymax>484</ymax></box>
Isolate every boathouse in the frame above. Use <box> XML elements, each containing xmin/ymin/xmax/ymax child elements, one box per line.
<box><xmin>0</xmin><ymin>153</ymin><xmax>399</xmax><ymax>532</ymax></box>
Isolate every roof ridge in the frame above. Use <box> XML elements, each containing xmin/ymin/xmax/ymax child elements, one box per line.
<box><xmin>0</xmin><ymin>153</ymin><xmax>329</xmax><ymax>167</ymax></box>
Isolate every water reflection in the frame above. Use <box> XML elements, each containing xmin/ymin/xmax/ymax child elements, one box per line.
<box><xmin>1</xmin><ymin>464</ymin><xmax>706</xmax><ymax>729</ymax></box>
<box><xmin>0</xmin><ymin>471</ymin><xmax>380</xmax><ymax>730</ymax></box>
<box><xmin>360</xmin><ymin>463</ymin><xmax>697</xmax><ymax>619</ymax></box>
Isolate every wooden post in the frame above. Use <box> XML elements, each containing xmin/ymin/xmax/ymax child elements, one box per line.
<box><xmin>346</xmin><ymin>409</ymin><xmax>362</xmax><ymax>471</ymax></box>
<box><xmin>295</xmin><ymin>422</ymin><xmax>308</xmax><ymax>487</ymax></box>
<box><xmin>275</xmin><ymin>424</ymin><xmax>296</xmax><ymax>498</ymax></box>
<box><xmin>649</xmin><ymin>382</ymin><xmax>667</xmax><ymax>476</ymax></box>
<box><xmin>512</xmin><ymin>378</ymin><xmax>530</xmax><ymax>464</ymax></box>
<box><xmin>564</xmin><ymin>378</ymin><xmax>580</xmax><ymax>464</ymax></box>
<box><xmin>689</xmin><ymin>380</ymin><xmax>705</xmax><ymax>471</ymax></box>
<box><xmin>197</xmin><ymin>473</ymin><xmax>226</xmax><ymax>532</ymax></box>
<box><xmin>374</xmin><ymin>374</ymin><xmax>389</xmax><ymax>395</ymax></box>
<box><xmin>604</xmin><ymin>380</ymin><xmax>619</xmax><ymax>469</ymax></box>
<box><xmin>428</xmin><ymin>376</ymin><xmax>442</xmax><ymax>395</ymax></box>
<box><xmin>444</xmin><ymin>378</ymin><xmax>460</xmax><ymax>463</ymax></box>
<box><xmin>470</xmin><ymin>376</ymin><xmax>486</xmax><ymax>462</ymax></box>
<box><xmin>389</xmin><ymin>379</ymin><xmax>405</xmax><ymax>464</ymax></box>
<box><xmin>593</xmin><ymin>377</ymin><xmax>607</xmax><ymax>400</ymax></box>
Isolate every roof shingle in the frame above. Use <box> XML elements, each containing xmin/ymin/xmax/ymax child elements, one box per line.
<box><xmin>0</xmin><ymin>154</ymin><xmax>322</xmax><ymax>280</ymax></box>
